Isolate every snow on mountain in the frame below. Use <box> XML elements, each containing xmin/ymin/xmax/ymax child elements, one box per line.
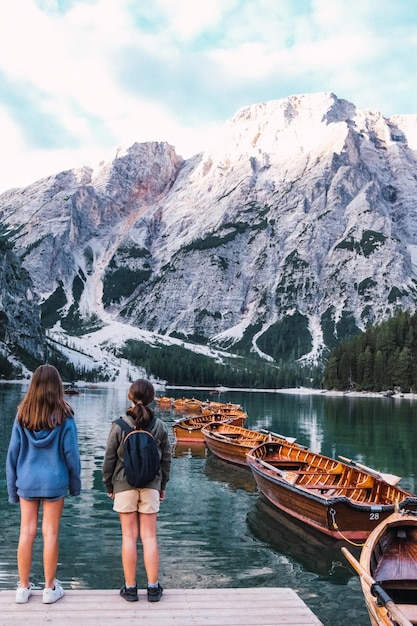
<box><xmin>1</xmin><ymin>92</ymin><xmax>417</xmax><ymax>379</ymax></box>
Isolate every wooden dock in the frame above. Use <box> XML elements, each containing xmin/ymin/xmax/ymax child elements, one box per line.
<box><xmin>0</xmin><ymin>587</ymin><xmax>323</xmax><ymax>625</ymax></box>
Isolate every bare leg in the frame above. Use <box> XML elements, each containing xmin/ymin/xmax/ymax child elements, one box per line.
<box><xmin>139</xmin><ymin>512</ymin><xmax>159</xmax><ymax>584</ymax></box>
<box><xmin>17</xmin><ymin>499</ymin><xmax>40</xmax><ymax>587</ymax></box>
<box><xmin>119</xmin><ymin>512</ymin><xmax>140</xmax><ymax>587</ymax></box>
<box><xmin>42</xmin><ymin>498</ymin><xmax>65</xmax><ymax>588</ymax></box>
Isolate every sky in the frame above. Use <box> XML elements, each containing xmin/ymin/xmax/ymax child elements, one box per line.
<box><xmin>0</xmin><ymin>0</ymin><xmax>417</xmax><ymax>193</ymax></box>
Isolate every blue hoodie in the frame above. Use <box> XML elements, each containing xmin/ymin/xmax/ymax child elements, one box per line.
<box><xmin>6</xmin><ymin>415</ymin><xmax>81</xmax><ymax>504</ymax></box>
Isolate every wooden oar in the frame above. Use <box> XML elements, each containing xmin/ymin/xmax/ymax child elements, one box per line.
<box><xmin>341</xmin><ymin>547</ymin><xmax>413</xmax><ymax>626</ymax></box>
<box><xmin>206</xmin><ymin>431</ymin><xmax>241</xmax><ymax>442</ymax></box>
<box><xmin>259</xmin><ymin>429</ymin><xmax>298</xmax><ymax>444</ymax></box>
<box><xmin>247</xmin><ymin>456</ymin><xmax>301</xmax><ymax>484</ymax></box>
<box><xmin>338</xmin><ymin>455</ymin><xmax>401</xmax><ymax>486</ymax></box>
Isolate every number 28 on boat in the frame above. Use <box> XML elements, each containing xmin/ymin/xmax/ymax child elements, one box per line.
<box><xmin>246</xmin><ymin>441</ymin><xmax>417</xmax><ymax>542</ymax></box>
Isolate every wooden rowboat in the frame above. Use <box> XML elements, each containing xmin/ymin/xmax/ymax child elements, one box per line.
<box><xmin>155</xmin><ymin>396</ymin><xmax>173</xmax><ymax>407</ymax></box>
<box><xmin>173</xmin><ymin>413</ymin><xmax>247</xmax><ymax>442</ymax></box>
<box><xmin>201</xmin><ymin>422</ymin><xmax>297</xmax><ymax>467</ymax></box>
<box><xmin>182</xmin><ymin>398</ymin><xmax>204</xmax><ymax>412</ymax></box>
<box><xmin>173</xmin><ymin>397</ymin><xmax>208</xmax><ymax>412</ymax></box>
<box><xmin>246</xmin><ymin>440</ymin><xmax>417</xmax><ymax>541</ymax></box>
<box><xmin>343</xmin><ymin>509</ymin><xmax>417</xmax><ymax>625</ymax></box>
<box><xmin>201</xmin><ymin>402</ymin><xmax>245</xmax><ymax>418</ymax></box>
<box><xmin>172</xmin><ymin>397</ymin><xmax>246</xmax><ymax>419</ymax></box>
<box><xmin>173</xmin><ymin>397</ymin><xmax>187</xmax><ymax>410</ymax></box>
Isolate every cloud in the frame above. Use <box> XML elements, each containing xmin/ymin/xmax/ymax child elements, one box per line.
<box><xmin>0</xmin><ymin>0</ymin><xmax>417</xmax><ymax>192</ymax></box>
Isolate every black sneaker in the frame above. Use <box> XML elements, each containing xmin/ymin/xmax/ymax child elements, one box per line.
<box><xmin>120</xmin><ymin>584</ymin><xmax>138</xmax><ymax>602</ymax></box>
<box><xmin>147</xmin><ymin>583</ymin><xmax>163</xmax><ymax>602</ymax></box>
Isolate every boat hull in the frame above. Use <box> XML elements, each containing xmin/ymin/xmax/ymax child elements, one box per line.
<box><xmin>248</xmin><ymin>459</ymin><xmax>412</xmax><ymax>540</ymax></box>
<box><xmin>246</xmin><ymin>442</ymin><xmax>417</xmax><ymax>541</ymax></box>
<box><xmin>202</xmin><ymin>423</ymin><xmax>274</xmax><ymax>467</ymax></box>
<box><xmin>359</xmin><ymin>510</ymin><xmax>417</xmax><ymax>625</ymax></box>
<box><xmin>173</xmin><ymin>415</ymin><xmax>246</xmax><ymax>442</ymax></box>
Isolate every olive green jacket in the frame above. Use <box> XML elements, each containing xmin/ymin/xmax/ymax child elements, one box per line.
<box><xmin>102</xmin><ymin>414</ymin><xmax>171</xmax><ymax>493</ymax></box>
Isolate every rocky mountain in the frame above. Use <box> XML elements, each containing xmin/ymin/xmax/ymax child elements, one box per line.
<box><xmin>0</xmin><ymin>224</ymin><xmax>45</xmax><ymax>373</ymax></box>
<box><xmin>1</xmin><ymin>92</ymin><xmax>417</xmax><ymax>378</ymax></box>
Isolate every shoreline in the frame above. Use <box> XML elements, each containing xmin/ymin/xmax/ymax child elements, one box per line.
<box><xmin>2</xmin><ymin>379</ymin><xmax>416</xmax><ymax>400</ymax></box>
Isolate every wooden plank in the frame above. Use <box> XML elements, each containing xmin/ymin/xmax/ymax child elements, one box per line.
<box><xmin>0</xmin><ymin>588</ymin><xmax>323</xmax><ymax>625</ymax></box>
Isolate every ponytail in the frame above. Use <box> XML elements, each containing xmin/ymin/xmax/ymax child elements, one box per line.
<box><xmin>126</xmin><ymin>379</ymin><xmax>155</xmax><ymax>428</ymax></box>
<box><xmin>126</xmin><ymin>401</ymin><xmax>154</xmax><ymax>429</ymax></box>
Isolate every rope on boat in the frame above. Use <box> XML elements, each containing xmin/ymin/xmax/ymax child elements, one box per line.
<box><xmin>332</xmin><ymin>524</ymin><xmax>365</xmax><ymax>547</ymax></box>
<box><xmin>334</xmin><ymin>503</ymin><xmax>417</xmax><ymax>546</ymax></box>
<box><xmin>328</xmin><ymin>508</ymin><xmax>365</xmax><ymax>546</ymax></box>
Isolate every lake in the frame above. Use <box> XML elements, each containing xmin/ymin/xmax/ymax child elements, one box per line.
<box><xmin>1</xmin><ymin>383</ymin><xmax>417</xmax><ymax>625</ymax></box>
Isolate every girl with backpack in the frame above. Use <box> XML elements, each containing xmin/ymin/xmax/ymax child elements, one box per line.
<box><xmin>102</xmin><ymin>379</ymin><xmax>171</xmax><ymax>603</ymax></box>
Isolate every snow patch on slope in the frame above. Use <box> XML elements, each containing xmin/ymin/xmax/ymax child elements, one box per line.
<box><xmin>48</xmin><ymin>318</ymin><xmax>244</xmax><ymax>383</ymax></box>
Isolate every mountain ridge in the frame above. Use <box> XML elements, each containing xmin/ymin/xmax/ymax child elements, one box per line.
<box><xmin>1</xmin><ymin>91</ymin><xmax>417</xmax><ymax>380</ymax></box>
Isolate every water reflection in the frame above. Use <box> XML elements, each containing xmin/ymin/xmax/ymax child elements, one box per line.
<box><xmin>203</xmin><ymin>452</ymin><xmax>258</xmax><ymax>493</ymax></box>
<box><xmin>247</xmin><ymin>495</ymin><xmax>359</xmax><ymax>584</ymax></box>
<box><xmin>172</xmin><ymin>442</ymin><xmax>207</xmax><ymax>458</ymax></box>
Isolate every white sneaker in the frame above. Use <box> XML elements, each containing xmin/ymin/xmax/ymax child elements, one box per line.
<box><xmin>43</xmin><ymin>580</ymin><xmax>64</xmax><ymax>604</ymax></box>
<box><xmin>15</xmin><ymin>582</ymin><xmax>35</xmax><ymax>604</ymax></box>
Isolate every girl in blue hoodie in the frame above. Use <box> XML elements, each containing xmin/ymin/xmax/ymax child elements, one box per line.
<box><xmin>6</xmin><ymin>364</ymin><xmax>81</xmax><ymax>605</ymax></box>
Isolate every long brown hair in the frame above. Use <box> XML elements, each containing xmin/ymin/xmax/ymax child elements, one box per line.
<box><xmin>17</xmin><ymin>364</ymin><xmax>73</xmax><ymax>430</ymax></box>
<box><xmin>126</xmin><ymin>379</ymin><xmax>155</xmax><ymax>429</ymax></box>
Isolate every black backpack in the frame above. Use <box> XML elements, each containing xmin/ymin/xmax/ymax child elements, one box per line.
<box><xmin>116</xmin><ymin>417</ymin><xmax>161</xmax><ymax>488</ymax></box>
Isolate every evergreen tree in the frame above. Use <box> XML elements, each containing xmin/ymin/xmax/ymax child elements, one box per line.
<box><xmin>395</xmin><ymin>346</ymin><xmax>413</xmax><ymax>392</ymax></box>
<box><xmin>323</xmin><ymin>308</ymin><xmax>417</xmax><ymax>393</ymax></box>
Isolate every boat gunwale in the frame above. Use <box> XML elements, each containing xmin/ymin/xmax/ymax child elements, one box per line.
<box><xmin>174</xmin><ymin>416</ymin><xmax>245</xmax><ymax>429</ymax></box>
<box><xmin>201</xmin><ymin>424</ymin><xmax>272</xmax><ymax>444</ymax></box>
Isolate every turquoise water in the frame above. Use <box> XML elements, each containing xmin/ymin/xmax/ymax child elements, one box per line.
<box><xmin>1</xmin><ymin>383</ymin><xmax>417</xmax><ymax>625</ymax></box>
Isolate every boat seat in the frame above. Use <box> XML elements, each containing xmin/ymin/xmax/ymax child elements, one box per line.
<box><xmin>305</xmin><ymin>484</ymin><xmax>337</xmax><ymax>495</ymax></box>
<box><xmin>240</xmin><ymin>438</ymin><xmax>265</xmax><ymax>445</ymax></box>
<box><xmin>380</xmin><ymin>584</ymin><xmax>417</xmax><ymax>608</ymax></box>
<box><xmin>274</xmin><ymin>459</ymin><xmax>308</xmax><ymax>466</ymax></box>
<box><xmin>295</xmin><ymin>470</ymin><xmax>340</xmax><ymax>477</ymax></box>
<box><xmin>334</xmin><ymin>486</ymin><xmax>367</xmax><ymax>490</ymax></box>
<box><xmin>382</xmin><ymin>579</ymin><xmax>417</xmax><ymax>590</ymax></box>
<box><xmin>209</xmin><ymin>432</ymin><xmax>237</xmax><ymax>441</ymax></box>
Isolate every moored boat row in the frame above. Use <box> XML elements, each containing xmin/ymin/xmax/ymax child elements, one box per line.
<box><xmin>156</xmin><ymin>393</ymin><xmax>417</xmax><ymax>622</ymax></box>
<box><xmin>173</xmin><ymin>413</ymin><xmax>248</xmax><ymax>442</ymax></box>
<box><xmin>195</xmin><ymin>414</ymin><xmax>417</xmax><ymax>542</ymax></box>
<box><xmin>156</xmin><ymin>395</ymin><xmax>244</xmax><ymax>413</ymax></box>
<box><xmin>155</xmin><ymin>395</ymin><xmax>248</xmax><ymax>442</ymax></box>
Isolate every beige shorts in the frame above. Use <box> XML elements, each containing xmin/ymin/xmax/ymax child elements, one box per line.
<box><xmin>113</xmin><ymin>488</ymin><xmax>160</xmax><ymax>514</ymax></box>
